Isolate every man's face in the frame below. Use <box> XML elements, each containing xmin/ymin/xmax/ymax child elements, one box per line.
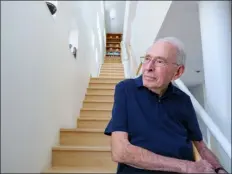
<box><xmin>142</xmin><ymin>41</ymin><xmax>184</xmax><ymax>89</ymax></box>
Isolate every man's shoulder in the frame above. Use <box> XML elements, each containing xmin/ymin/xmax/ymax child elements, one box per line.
<box><xmin>172</xmin><ymin>84</ymin><xmax>191</xmax><ymax>100</ymax></box>
<box><xmin>116</xmin><ymin>78</ymin><xmax>137</xmax><ymax>88</ymax></box>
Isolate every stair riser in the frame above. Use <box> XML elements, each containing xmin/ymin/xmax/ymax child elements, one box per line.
<box><xmin>103</xmin><ymin>63</ymin><xmax>122</xmax><ymax>65</ymax></box>
<box><xmin>100</xmin><ymin>71</ymin><xmax>124</xmax><ymax>74</ymax></box>
<box><xmin>104</xmin><ymin>60</ymin><xmax>121</xmax><ymax>62</ymax></box>
<box><xmin>60</xmin><ymin>132</ymin><xmax>110</xmax><ymax>146</ymax></box>
<box><xmin>85</xmin><ymin>95</ymin><xmax>114</xmax><ymax>101</ymax></box>
<box><xmin>86</xmin><ymin>89</ymin><xmax>114</xmax><ymax>95</ymax></box>
<box><xmin>88</xmin><ymin>83</ymin><xmax>116</xmax><ymax>88</ymax></box>
<box><xmin>101</xmin><ymin>68</ymin><xmax>124</xmax><ymax>71</ymax></box>
<box><xmin>99</xmin><ymin>76</ymin><xmax>124</xmax><ymax>79</ymax></box>
<box><xmin>100</xmin><ymin>73</ymin><xmax>124</xmax><ymax>76</ymax></box>
<box><xmin>101</xmin><ymin>65</ymin><xmax>123</xmax><ymax>67</ymax></box>
<box><xmin>101</xmin><ymin>68</ymin><xmax>123</xmax><ymax>71</ymax></box>
<box><xmin>90</xmin><ymin>79</ymin><xmax>122</xmax><ymax>83</ymax></box>
<box><xmin>83</xmin><ymin>102</ymin><xmax>113</xmax><ymax>109</ymax></box>
<box><xmin>80</xmin><ymin>110</ymin><xmax>111</xmax><ymax>117</ymax></box>
<box><xmin>52</xmin><ymin>151</ymin><xmax>116</xmax><ymax>169</ymax></box>
<box><xmin>99</xmin><ymin>74</ymin><xmax>124</xmax><ymax>77</ymax></box>
<box><xmin>77</xmin><ymin>120</ymin><xmax>109</xmax><ymax>129</ymax></box>
<box><xmin>100</xmin><ymin>70</ymin><xmax>124</xmax><ymax>73</ymax></box>
<box><xmin>101</xmin><ymin>67</ymin><xmax>123</xmax><ymax>70</ymax></box>
<box><xmin>104</xmin><ymin>59</ymin><xmax>121</xmax><ymax>61</ymax></box>
<box><xmin>104</xmin><ymin>62</ymin><xmax>121</xmax><ymax>64</ymax></box>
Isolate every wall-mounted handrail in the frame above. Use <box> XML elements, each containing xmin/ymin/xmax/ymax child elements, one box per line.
<box><xmin>174</xmin><ymin>79</ymin><xmax>231</xmax><ymax>159</ymax></box>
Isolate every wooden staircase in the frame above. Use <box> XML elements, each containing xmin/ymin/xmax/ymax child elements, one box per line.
<box><xmin>44</xmin><ymin>34</ymin><xmax>124</xmax><ymax>173</ymax></box>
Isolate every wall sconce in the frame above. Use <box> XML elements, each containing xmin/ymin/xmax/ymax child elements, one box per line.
<box><xmin>110</xmin><ymin>9</ymin><xmax>116</xmax><ymax>20</ymax></box>
<box><xmin>46</xmin><ymin>1</ymin><xmax>57</xmax><ymax>15</ymax></box>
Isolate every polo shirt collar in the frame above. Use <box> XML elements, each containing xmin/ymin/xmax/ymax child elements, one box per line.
<box><xmin>135</xmin><ymin>74</ymin><xmax>180</xmax><ymax>95</ymax></box>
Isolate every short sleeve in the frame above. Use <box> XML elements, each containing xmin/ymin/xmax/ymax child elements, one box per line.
<box><xmin>183</xmin><ymin>96</ymin><xmax>203</xmax><ymax>141</ymax></box>
<box><xmin>104</xmin><ymin>81</ymin><xmax>128</xmax><ymax>136</ymax></box>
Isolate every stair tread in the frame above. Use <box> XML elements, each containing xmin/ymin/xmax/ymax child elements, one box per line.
<box><xmin>91</xmin><ymin>77</ymin><xmax>124</xmax><ymax>80</ymax></box>
<box><xmin>81</xmin><ymin>108</ymin><xmax>112</xmax><ymax>111</ymax></box>
<box><xmin>52</xmin><ymin>145</ymin><xmax>111</xmax><ymax>151</ymax></box>
<box><xmin>88</xmin><ymin>87</ymin><xmax>115</xmax><ymax>89</ymax></box>
<box><xmin>44</xmin><ymin>166</ymin><xmax>116</xmax><ymax>173</ymax></box>
<box><xmin>83</xmin><ymin>100</ymin><xmax>113</xmax><ymax>103</ymax></box>
<box><xmin>78</xmin><ymin>117</ymin><xmax>110</xmax><ymax>121</ymax></box>
<box><xmin>85</xmin><ymin>93</ymin><xmax>114</xmax><ymax>96</ymax></box>
<box><xmin>60</xmin><ymin>128</ymin><xmax>105</xmax><ymax>132</ymax></box>
<box><xmin>89</xmin><ymin>81</ymin><xmax>118</xmax><ymax>84</ymax></box>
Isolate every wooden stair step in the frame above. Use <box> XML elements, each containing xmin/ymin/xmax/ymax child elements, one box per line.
<box><xmin>101</xmin><ymin>67</ymin><xmax>123</xmax><ymax>69</ymax></box>
<box><xmin>80</xmin><ymin>108</ymin><xmax>112</xmax><ymax>118</ymax></box>
<box><xmin>100</xmin><ymin>70</ymin><xmax>124</xmax><ymax>73</ymax></box>
<box><xmin>90</xmin><ymin>77</ymin><xmax>123</xmax><ymax>83</ymax></box>
<box><xmin>100</xmin><ymin>72</ymin><xmax>124</xmax><ymax>75</ymax></box>
<box><xmin>99</xmin><ymin>74</ymin><xmax>124</xmax><ymax>77</ymax></box>
<box><xmin>99</xmin><ymin>76</ymin><xmax>124</xmax><ymax>79</ymax></box>
<box><xmin>101</xmin><ymin>68</ymin><xmax>124</xmax><ymax>71</ymax></box>
<box><xmin>89</xmin><ymin>83</ymin><xmax>116</xmax><ymax>89</ymax></box>
<box><xmin>78</xmin><ymin>117</ymin><xmax>110</xmax><ymax>121</ymax></box>
<box><xmin>104</xmin><ymin>60</ymin><xmax>121</xmax><ymax>62</ymax></box>
<box><xmin>88</xmin><ymin>86</ymin><xmax>115</xmax><ymax>90</ymax></box>
<box><xmin>89</xmin><ymin>81</ymin><xmax>119</xmax><ymax>84</ymax></box>
<box><xmin>86</xmin><ymin>88</ymin><xmax>114</xmax><ymax>95</ymax></box>
<box><xmin>90</xmin><ymin>77</ymin><xmax>124</xmax><ymax>80</ymax></box>
<box><xmin>84</xmin><ymin>94</ymin><xmax>114</xmax><ymax>101</ymax></box>
<box><xmin>101</xmin><ymin>68</ymin><xmax>123</xmax><ymax>70</ymax></box>
<box><xmin>83</xmin><ymin>100</ymin><xmax>113</xmax><ymax>103</ymax></box>
<box><xmin>101</xmin><ymin>65</ymin><xmax>123</xmax><ymax>68</ymax></box>
<box><xmin>44</xmin><ymin>166</ymin><xmax>116</xmax><ymax>173</ymax></box>
<box><xmin>60</xmin><ymin>128</ymin><xmax>109</xmax><ymax>146</ymax></box>
<box><xmin>77</xmin><ymin>117</ymin><xmax>110</xmax><ymax>129</ymax></box>
<box><xmin>52</xmin><ymin>146</ymin><xmax>116</xmax><ymax>168</ymax></box>
<box><xmin>83</xmin><ymin>100</ymin><xmax>113</xmax><ymax>109</ymax></box>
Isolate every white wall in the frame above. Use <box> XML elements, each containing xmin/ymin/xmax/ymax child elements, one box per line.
<box><xmin>105</xmin><ymin>2</ymin><xmax>126</xmax><ymax>33</ymax></box>
<box><xmin>69</xmin><ymin>30</ymin><xmax>79</xmax><ymax>53</ymax></box>
<box><xmin>78</xmin><ymin>1</ymin><xmax>105</xmax><ymax>77</ymax></box>
<box><xmin>188</xmin><ymin>83</ymin><xmax>205</xmax><ymax>108</ymax></box>
<box><xmin>188</xmin><ymin>83</ymin><xmax>208</xmax><ymax>142</ymax></box>
<box><xmin>129</xmin><ymin>1</ymin><xmax>172</xmax><ymax>73</ymax></box>
<box><xmin>1</xmin><ymin>1</ymin><xmax>104</xmax><ymax>173</ymax></box>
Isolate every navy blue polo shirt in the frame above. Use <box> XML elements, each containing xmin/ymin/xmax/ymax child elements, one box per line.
<box><xmin>104</xmin><ymin>75</ymin><xmax>202</xmax><ymax>174</ymax></box>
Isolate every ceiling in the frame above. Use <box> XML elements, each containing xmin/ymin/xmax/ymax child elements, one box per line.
<box><xmin>104</xmin><ymin>1</ymin><xmax>126</xmax><ymax>33</ymax></box>
<box><xmin>156</xmin><ymin>1</ymin><xmax>205</xmax><ymax>87</ymax></box>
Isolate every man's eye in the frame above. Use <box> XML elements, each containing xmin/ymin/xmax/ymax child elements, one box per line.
<box><xmin>157</xmin><ymin>60</ymin><xmax>164</xmax><ymax>63</ymax></box>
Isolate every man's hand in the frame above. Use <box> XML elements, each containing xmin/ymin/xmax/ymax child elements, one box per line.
<box><xmin>186</xmin><ymin>160</ymin><xmax>216</xmax><ymax>173</ymax></box>
<box><xmin>217</xmin><ymin>169</ymin><xmax>228</xmax><ymax>173</ymax></box>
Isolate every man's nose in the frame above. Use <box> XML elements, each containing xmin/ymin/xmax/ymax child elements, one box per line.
<box><xmin>146</xmin><ymin>60</ymin><xmax>155</xmax><ymax>70</ymax></box>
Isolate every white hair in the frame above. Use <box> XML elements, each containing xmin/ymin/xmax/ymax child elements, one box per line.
<box><xmin>154</xmin><ymin>37</ymin><xmax>186</xmax><ymax>66</ymax></box>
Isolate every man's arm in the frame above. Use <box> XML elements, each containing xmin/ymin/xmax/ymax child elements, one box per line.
<box><xmin>193</xmin><ymin>141</ymin><xmax>227</xmax><ymax>173</ymax></box>
<box><xmin>111</xmin><ymin>131</ymin><xmax>195</xmax><ymax>173</ymax></box>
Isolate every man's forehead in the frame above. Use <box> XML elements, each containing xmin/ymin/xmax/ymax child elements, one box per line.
<box><xmin>145</xmin><ymin>41</ymin><xmax>177</xmax><ymax>58</ymax></box>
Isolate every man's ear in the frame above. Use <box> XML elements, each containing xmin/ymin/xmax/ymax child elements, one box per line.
<box><xmin>172</xmin><ymin>65</ymin><xmax>185</xmax><ymax>81</ymax></box>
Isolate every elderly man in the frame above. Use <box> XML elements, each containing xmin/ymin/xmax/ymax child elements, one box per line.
<box><xmin>104</xmin><ymin>37</ymin><xmax>227</xmax><ymax>174</ymax></box>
